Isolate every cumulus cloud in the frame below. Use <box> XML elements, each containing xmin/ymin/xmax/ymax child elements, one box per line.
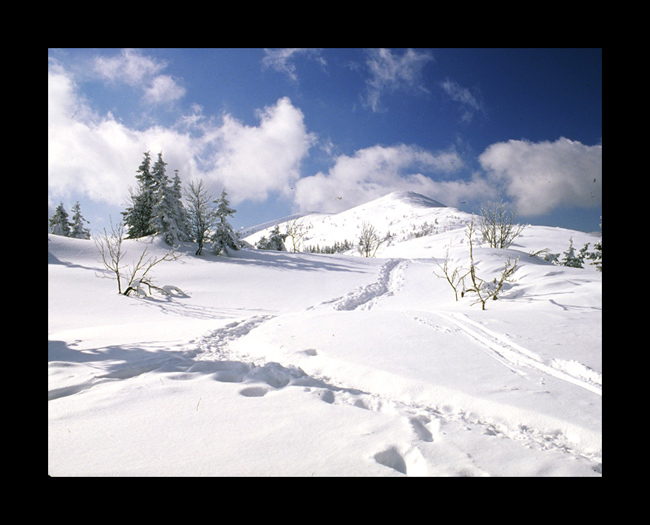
<box><xmin>199</xmin><ymin>97</ymin><xmax>317</xmax><ymax>202</ymax></box>
<box><xmin>48</xmin><ymin>62</ymin><xmax>195</xmax><ymax>208</ymax></box>
<box><xmin>363</xmin><ymin>48</ymin><xmax>433</xmax><ymax>112</ymax></box>
<box><xmin>48</xmin><ymin>61</ymin><xmax>315</xmax><ymax>210</ymax></box>
<box><xmin>293</xmin><ymin>144</ymin><xmax>495</xmax><ymax>213</ymax></box>
<box><xmin>479</xmin><ymin>138</ymin><xmax>602</xmax><ymax>216</ymax></box>
<box><xmin>143</xmin><ymin>74</ymin><xmax>187</xmax><ymax>105</ymax></box>
<box><xmin>92</xmin><ymin>48</ymin><xmax>185</xmax><ymax>105</ymax></box>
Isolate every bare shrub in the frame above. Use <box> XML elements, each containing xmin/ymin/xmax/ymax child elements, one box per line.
<box><xmin>479</xmin><ymin>201</ymin><xmax>526</xmax><ymax>249</ymax></box>
<box><xmin>358</xmin><ymin>222</ymin><xmax>387</xmax><ymax>258</ymax></box>
<box><xmin>95</xmin><ymin>219</ymin><xmax>180</xmax><ymax>295</ymax></box>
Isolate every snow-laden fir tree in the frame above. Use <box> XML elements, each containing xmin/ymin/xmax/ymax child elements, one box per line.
<box><xmin>591</xmin><ymin>216</ymin><xmax>602</xmax><ymax>271</ymax></box>
<box><xmin>49</xmin><ymin>202</ymin><xmax>71</xmax><ymax>236</ymax></box>
<box><xmin>122</xmin><ymin>152</ymin><xmax>156</xmax><ymax>238</ymax></box>
<box><xmin>170</xmin><ymin>171</ymin><xmax>190</xmax><ymax>239</ymax></box>
<box><xmin>256</xmin><ymin>225</ymin><xmax>288</xmax><ymax>251</ymax></box>
<box><xmin>211</xmin><ymin>188</ymin><xmax>241</xmax><ymax>256</ymax></box>
<box><xmin>122</xmin><ymin>152</ymin><xmax>189</xmax><ymax>245</ymax></box>
<box><xmin>150</xmin><ymin>157</ymin><xmax>190</xmax><ymax>246</ymax></box>
<box><xmin>561</xmin><ymin>237</ymin><xmax>584</xmax><ymax>268</ymax></box>
<box><xmin>69</xmin><ymin>201</ymin><xmax>91</xmax><ymax>239</ymax></box>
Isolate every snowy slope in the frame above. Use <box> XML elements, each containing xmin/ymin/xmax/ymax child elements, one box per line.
<box><xmin>48</xmin><ymin>193</ymin><xmax>602</xmax><ymax>476</ymax></box>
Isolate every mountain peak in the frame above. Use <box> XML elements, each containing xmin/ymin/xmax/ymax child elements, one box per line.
<box><xmin>384</xmin><ymin>191</ymin><xmax>446</xmax><ymax>208</ymax></box>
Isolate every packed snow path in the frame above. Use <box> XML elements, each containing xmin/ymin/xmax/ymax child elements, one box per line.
<box><xmin>314</xmin><ymin>258</ymin><xmax>408</xmax><ymax>311</ymax></box>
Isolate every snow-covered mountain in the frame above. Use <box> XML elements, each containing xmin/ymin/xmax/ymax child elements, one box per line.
<box><xmin>244</xmin><ymin>191</ymin><xmax>596</xmax><ymax>259</ymax></box>
<box><xmin>244</xmin><ymin>191</ymin><xmax>460</xmax><ymax>252</ymax></box>
<box><xmin>48</xmin><ymin>191</ymin><xmax>602</xmax><ymax>476</ymax></box>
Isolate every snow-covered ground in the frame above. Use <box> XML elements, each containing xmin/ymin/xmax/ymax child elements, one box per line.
<box><xmin>48</xmin><ymin>192</ymin><xmax>602</xmax><ymax>476</ymax></box>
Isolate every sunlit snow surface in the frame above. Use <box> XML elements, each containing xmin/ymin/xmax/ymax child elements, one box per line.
<box><xmin>49</xmin><ymin>192</ymin><xmax>601</xmax><ymax>476</ymax></box>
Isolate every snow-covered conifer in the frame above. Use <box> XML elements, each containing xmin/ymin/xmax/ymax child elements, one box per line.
<box><xmin>561</xmin><ymin>238</ymin><xmax>583</xmax><ymax>268</ymax></box>
<box><xmin>256</xmin><ymin>225</ymin><xmax>288</xmax><ymax>251</ymax></box>
<box><xmin>151</xmin><ymin>156</ymin><xmax>190</xmax><ymax>246</ymax></box>
<box><xmin>69</xmin><ymin>201</ymin><xmax>91</xmax><ymax>239</ymax></box>
<box><xmin>170</xmin><ymin>171</ymin><xmax>190</xmax><ymax>239</ymax></box>
<box><xmin>123</xmin><ymin>152</ymin><xmax>156</xmax><ymax>238</ymax></box>
<box><xmin>49</xmin><ymin>202</ymin><xmax>71</xmax><ymax>236</ymax></box>
<box><xmin>211</xmin><ymin>188</ymin><xmax>240</xmax><ymax>255</ymax></box>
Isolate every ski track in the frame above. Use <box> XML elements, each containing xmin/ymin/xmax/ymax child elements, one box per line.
<box><xmin>432</xmin><ymin>311</ymin><xmax>602</xmax><ymax>396</ymax></box>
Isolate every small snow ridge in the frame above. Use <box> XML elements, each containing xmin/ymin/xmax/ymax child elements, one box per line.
<box><xmin>551</xmin><ymin>359</ymin><xmax>602</xmax><ymax>387</ymax></box>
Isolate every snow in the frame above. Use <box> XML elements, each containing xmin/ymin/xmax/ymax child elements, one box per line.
<box><xmin>48</xmin><ymin>192</ymin><xmax>602</xmax><ymax>476</ymax></box>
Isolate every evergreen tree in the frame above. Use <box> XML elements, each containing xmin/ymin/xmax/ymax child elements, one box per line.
<box><xmin>49</xmin><ymin>202</ymin><xmax>71</xmax><ymax>236</ymax></box>
<box><xmin>256</xmin><ymin>225</ymin><xmax>288</xmax><ymax>251</ymax></box>
<box><xmin>123</xmin><ymin>152</ymin><xmax>156</xmax><ymax>238</ymax></box>
<box><xmin>69</xmin><ymin>201</ymin><xmax>91</xmax><ymax>239</ymax></box>
<box><xmin>168</xmin><ymin>170</ymin><xmax>190</xmax><ymax>242</ymax></box>
<box><xmin>591</xmin><ymin>238</ymin><xmax>602</xmax><ymax>272</ymax></box>
<box><xmin>122</xmin><ymin>151</ymin><xmax>189</xmax><ymax>244</ymax></box>
<box><xmin>152</xmin><ymin>162</ymin><xmax>191</xmax><ymax>246</ymax></box>
<box><xmin>211</xmin><ymin>189</ymin><xmax>240</xmax><ymax>255</ymax></box>
<box><xmin>561</xmin><ymin>238</ymin><xmax>583</xmax><ymax>268</ymax></box>
<box><xmin>150</xmin><ymin>152</ymin><xmax>173</xmax><ymax>244</ymax></box>
<box><xmin>591</xmin><ymin>217</ymin><xmax>602</xmax><ymax>271</ymax></box>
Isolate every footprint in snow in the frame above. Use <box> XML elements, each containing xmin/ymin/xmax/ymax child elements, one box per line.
<box><xmin>239</xmin><ymin>386</ymin><xmax>268</xmax><ymax>398</ymax></box>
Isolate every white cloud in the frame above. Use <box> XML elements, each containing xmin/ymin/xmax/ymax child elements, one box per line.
<box><xmin>143</xmin><ymin>74</ymin><xmax>186</xmax><ymax>105</ymax></box>
<box><xmin>48</xmin><ymin>62</ymin><xmax>195</xmax><ymax>208</ymax></box>
<box><xmin>262</xmin><ymin>48</ymin><xmax>326</xmax><ymax>81</ymax></box>
<box><xmin>293</xmin><ymin>144</ymin><xmax>494</xmax><ymax>213</ymax></box>
<box><xmin>363</xmin><ymin>48</ymin><xmax>433</xmax><ymax>112</ymax></box>
<box><xmin>92</xmin><ymin>48</ymin><xmax>185</xmax><ymax>105</ymax></box>
<box><xmin>199</xmin><ymin>97</ymin><xmax>317</xmax><ymax>202</ymax></box>
<box><xmin>93</xmin><ymin>48</ymin><xmax>166</xmax><ymax>86</ymax></box>
<box><xmin>479</xmin><ymin>138</ymin><xmax>602</xmax><ymax>216</ymax></box>
<box><xmin>440</xmin><ymin>78</ymin><xmax>485</xmax><ymax>123</ymax></box>
<box><xmin>48</xmin><ymin>61</ymin><xmax>315</xmax><ymax>210</ymax></box>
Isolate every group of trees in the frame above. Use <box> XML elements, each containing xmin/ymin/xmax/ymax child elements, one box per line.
<box><xmin>48</xmin><ymin>201</ymin><xmax>91</xmax><ymax>239</ymax></box>
<box><xmin>91</xmin><ymin>151</ymin><xmax>242</xmax><ymax>296</ymax></box>
<box><xmin>535</xmin><ymin>237</ymin><xmax>602</xmax><ymax>271</ymax></box>
<box><xmin>47</xmin><ymin>151</ymin><xmax>245</xmax><ymax>257</ymax></box>
<box><xmin>122</xmin><ymin>152</ymin><xmax>241</xmax><ymax>256</ymax></box>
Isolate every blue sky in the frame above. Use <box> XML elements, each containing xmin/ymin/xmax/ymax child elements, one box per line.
<box><xmin>48</xmin><ymin>48</ymin><xmax>602</xmax><ymax>234</ymax></box>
